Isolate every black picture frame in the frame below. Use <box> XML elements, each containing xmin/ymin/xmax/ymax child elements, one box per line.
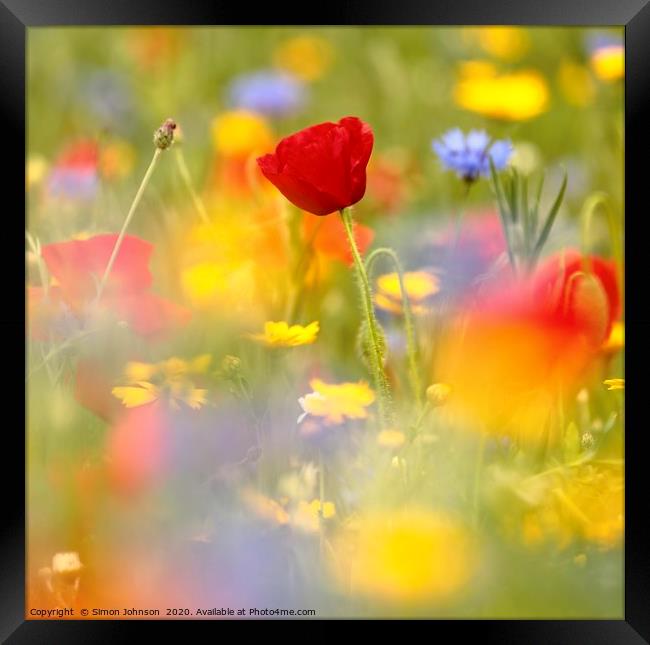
<box><xmin>3</xmin><ymin>1</ymin><xmax>649</xmax><ymax>640</ymax></box>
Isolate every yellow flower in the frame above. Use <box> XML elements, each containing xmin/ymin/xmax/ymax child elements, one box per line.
<box><xmin>557</xmin><ymin>59</ymin><xmax>596</xmax><ymax>108</ymax></box>
<box><xmin>330</xmin><ymin>509</ymin><xmax>475</xmax><ymax>602</ymax></box>
<box><xmin>375</xmin><ymin>270</ymin><xmax>440</xmax><ymax>315</ymax></box>
<box><xmin>241</xmin><ymin>488</ymin><xmax>290</xmax><ymax>525</ymax></box>
<box><xmin>26</xmin><ymin>154</ymin><xmax>48</xmax><ymax>189</ymax></box>
<box><xmin>601</xmin><ymin>321</ymin><xmax>624</xmax><ymax>355</ymax></box>
<box><xmin>249</xmin><ymin>321</ymin><xmax>320</xmax><ymax>347</ymax></box>
<box><xmin>274</xmin><ymin>35</ymin><xmax>334</xmax><ymax>81</ymax></box>
<box><xmin>179</xmin><ymin>205</ymin><xmax>290</xmax><ymax>315</ymax></box>
<box><xmin>471</xmin><ymin>27</ymin><xmax>530</xmax><ymax>61</ymax></box>
<box><xmin>591</xmin><ymin>45</ymin><xmax>624</xmax><ymax>82</ymax></box>
<box><xmin>112</xmin><ymin>355</ymin><xmax>211</xmax><ymax>410</ymax></box>
<box><xmin>211</xmin><ymin>110</ymin><xmax>274</xmax><ymax>158</ymax></box>
<box><xmin>298</xmin><ymin>379</ymin><xmax>375</xmax><ymax>426</ymax></box>
<box><xmin>291</xmin><ymin>499</ymin><xmax>337</xmax><ymax>533</ymax></box>
<box><xmin>377</xmin><ymin>429</ymin><xmax>406</xmax><ymax>448</ymax></box>
<box><xmin>604</xmin><ymin>378</ymin><xmax>624</xmax><ymax>391</ymax></box>
<box><xmin>517</xmin><ymin>463</ymin><xmax>623</xmax><ymax>550</ymax></box>
<box><xmin>454</xmin><ymin>62</ymin><xmax>549</xmax><ymax>121</ymax></box>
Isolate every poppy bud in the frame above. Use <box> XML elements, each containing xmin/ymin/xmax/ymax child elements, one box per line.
<box><xmin>426</xmin><ymin>383</ymin><xmax>452</xmax><ymax>407</ymax></box>
<box><xmin>153</xmin><ymin>118</ymin><xmax>177</xmax><ymax>150</ymax></box>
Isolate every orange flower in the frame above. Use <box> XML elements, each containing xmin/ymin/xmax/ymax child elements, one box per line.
<box><xmin>302</xmin><ymin>212</ymin><xmax>374</xmax><ymax>266</ymax></box>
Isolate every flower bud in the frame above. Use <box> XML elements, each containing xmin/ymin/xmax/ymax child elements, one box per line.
<box><xmin>153</xmin><ymin>118</ymin><xmax>177</xmax><ymax>150</ymax></box>
<box><xmin>221</xmin><ymin>354</ymin><xmax>242</xmax><ymax>378</ymax></box>
<box><xmin>426</xmin><ymin>382</ymin><xmax>452</xmax><ymax>407</ymax></box>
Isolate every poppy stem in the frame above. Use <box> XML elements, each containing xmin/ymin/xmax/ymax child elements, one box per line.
<box><xmin>365</xmin><ymin>247</ymin><xmax>423</xmax><ymax>410</ymax></box>
<box><xmin>340</xmin><ymin>208</ymin><xmax>393</xmax><ymax>428</ymax></box>
<box><xmin>97</xmin><ymin>148</ymin><xmax>162</xmax><ymax>300</ymax></box>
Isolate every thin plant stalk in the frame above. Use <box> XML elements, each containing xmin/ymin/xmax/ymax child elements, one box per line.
<box><xmin>97</xmin><ymin>147</ymin><xmax>162</xmax><ymax>300</ymax></box>
<box><xmin>365</xmin><ymin>247</ymin><xmax>423</xmax><ymax>409</ymax></box>
<box><xmin>175</xmin><ymin>147</ymin><xmax>211</xmax><ymax>226</ymax></box>
<box><xmin>472</xmin><ymin>432</ymin><xmax>488</xmax><ymax>528</ymax></box>
<box><xmin>340</xmin><ymin>207</ymin><xmax>392</xmax><ymax>428</ymax></box>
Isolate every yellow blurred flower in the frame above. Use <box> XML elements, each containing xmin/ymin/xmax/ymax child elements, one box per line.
<box><xmin>241</xmin><ymin>488</ymin><xmax>290</xmax><ymax>525</ymax></box>
<box><xmin>100</xmin><ymin>140</ymin><xmax>136</xmax><ymax>180</ymax></box>
<box><xmin>274</xmin><ymin>35</ymin><xmax>334</xmax><ymax>81</ymax></box>
<box><xmin>517</xmin><ymin>463</ymin><xmax>623</xmax><ymax>550</ymax></box>
<box><xmin>249</xmin><ymin>321</ymin><xmax>320</xmax><ymax>347</ymax></box>
<box><xmin>377</xmin><ymin>429</ymin><xmax>406</xmax><ymax>448</ymax></box>
<box><xmin>454</xmin><ymin>62</ymin><xmax>549</xmax><ymax>121</ymax></box>
<box><xmin>591</xmin><ymin>45</ymin><xmax>624</xmax><ymax>82</ymax></box>
<box><xmin>112</xmin><ymin>354</ymin><xmax>211</xmax><ymax>410</ymax></box>
<box><xmin>375</xmin><ymin>270</ymin><xmax>440</xmax><ymax>315</ymax></box>
<box><xmin>291</xmin><ymin>499</ymin><xmax>337</xmax><ymax>533</ymax></box>
<box><xmin>601</xmin><ymin>321</ymin><xmax>624</xmax><ymax>355</ymax></box>
<box><xmin>510</xmin><ymin>141</ymin><xmax>542</xmax><ymax>175</ymax></box>
<box><xmin>603</xmin><ymin>378</ymin><xmax>624</xmax><ymax>391</ymax></box>
<box><xmin>330</xmin><ymin>509</ymin><xmax>475</xmax><ymax>602</ymax></box>
<box><xmin>52</xmin><ymin>552</ymin><xmax>83</xmax><ymax>577</ymax></box>
<box><xmin>558</xmin><ymin>59</ymin><xmax>596</xmax><ymax>107</ymax></box>
<box><xmin>211</xmin><ymin>110</ymin><xmax>274</xmax><ymax>158</ymax></box>
<box><xmin>470</xmin><ymin>27</ymin><xmax>530</xmax><ymax>61</ymax></box>
<box><xmin>26</xmin><ymin>154</ymin><xmax>48</xmax><ymax>189</ymax></box>
<box><xmin>298</xmin><ymin>379</ymin><xmax>375</xmax><ymax>426</ymax></box>
<box><xmin>179</xmin><ymin>203</ymin><xmax>290</xmax><ymax>316</ymax></box>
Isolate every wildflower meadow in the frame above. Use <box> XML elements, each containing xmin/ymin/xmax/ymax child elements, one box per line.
<box><xmin>26</xmin><ymin>27</ymin><xmax>624</xmax><ymax>619</ymax></box>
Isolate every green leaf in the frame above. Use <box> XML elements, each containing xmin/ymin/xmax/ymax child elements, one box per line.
<box><xmin>563</xmin><ymin>421</ymin><xmax>581</xmax><ymax>462</ymax></box>
<box><xmin>532</xmin><ymin>169</ymin><xmax>567</xmax><ymax>262</ymax></box>
<box><xmin>531</xmin><ymin>170</ymin><xmax>545</xmax><ymax>238</ymax></box>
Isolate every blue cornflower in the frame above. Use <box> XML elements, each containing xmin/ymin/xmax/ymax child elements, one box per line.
<box><xmin>432</xmin><ymin>129</ymin><xmax>512</xmax><ymax>182</ymax></box>
<box><xmin>227</xmin><ymin>70</ymin><xmax>306</xmax><ymax>117</ymax></box>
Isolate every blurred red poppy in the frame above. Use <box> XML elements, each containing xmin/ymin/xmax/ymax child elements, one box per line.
<box><xmin>32</xmin><ymin>233</ymin><xmax>190</xmax><ymax>339</ymax></box>
<box><xmin>41</xmin><ymin>234</ymin><xmax>153</xmax><ymax>308</ymax></box>
<box><xmin>56</xmin><ymin>139</ymin><xmax>99</xmax><ymax>169</ymax></box>
<box><xmin>107</xmin><ymin>402</ymin><xmax>171</xmax><ymax>497</ymax></box>
<box><xmin>257</xmin><ymin>116</ymin><xmax>373</xmax><ymax>216</ymax></box>
<box><xmin>531</xmin><ymin>250</ymin><xmax>621</xmax><ymax>347</ymax></box>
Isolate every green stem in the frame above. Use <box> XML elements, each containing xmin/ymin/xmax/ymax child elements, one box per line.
<box><xmin>340</xmin><ymin>208</ymin><xmax>392</xmax><ymax>428</ymax></box>
<box><xmin>318</xmin><ymin>448</ymin><xmax>326</xmax><ymax>558</ymax></box>
<box><xmin>365</xmin><ymin>247</ymin><xmax>423</xmax><ymax>409</ymax></box>
<box><xmin>97</xmin><ymin>148</ymin><xmax>162</xmax><ymax>300</ymax></box>
<box><xmin>472</xmin><ymin>432</ymin><xmax>487</xmax><ymax>528</ymax></box>
<box><xmin>175</xmin><ymin>147</ymin><xmax>211</xmax><ymax>226</ymax></box>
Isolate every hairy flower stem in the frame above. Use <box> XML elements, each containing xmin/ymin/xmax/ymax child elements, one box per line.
<box><xmin>365</xmin><ymin>247</ymin><xmax>423</xmax><ymax>410</ymax></box>
<box><xmin>97</xmin><ymin>148</ymin><xmax>162</xmax><ymax>300</ymax></box>
<box><xmin>340</xmin><ymin>208</ymin><xmax>393</xmax><ymax>428</ymax></box>
<box><xmin>175</xmin><ymin>147</ymin><xmax>211</xmax><ymax>226</ymax></box>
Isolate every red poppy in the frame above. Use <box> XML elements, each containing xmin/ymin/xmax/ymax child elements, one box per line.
<box><xmin>437</xmin><ymin>253</ymin><xmax>620</xmax><ymax>436</ymax></box>
<box><xmin>41</xmin><ymin>234</ymin><xmax>153</xmax><ymax>308</ymax></box>
<box><xmin>531</xmin><ymin>250</ymin><xmax>621</xmax><ymax>347</ymax></box>
<box><xmin>32</xmin><ymin>234</ymin><xmax>190</xmax><ymax>340</ymax></box>
<box><xmin>57</xmin><ymin>139</ymin><xmax>99</xmax><ymax>169</ymax></box>
<box><xmin>302</xmin><ymin>211</ymin><xmax>374</xmax><ymax>266</ymax></box>
<box><xmin>257</xmin><ymin>116</ymin><xmax>373</xmax><ymax>216</ymax></box>
<box><xmin>107</xmin><ymin>402</ymin><xmax>171</xmax><ymax>496</ymax></box>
